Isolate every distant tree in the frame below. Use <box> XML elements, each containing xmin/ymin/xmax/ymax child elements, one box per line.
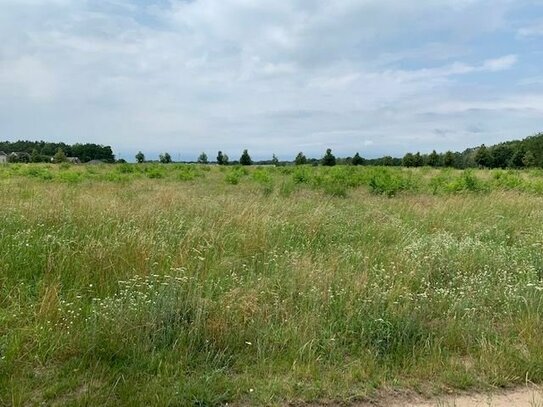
<box><xmin>116</xmin><ymin>158</ymin><xmax>127</xmax><ymax>164</ymax></box>
<box><xmin>135</xmin><ymin>151</ymin><xmax>145</xmax><ymax>163</ymax></box>
<box><xmin>427</xmin><ymin>150</ymin><xmax>440</xmax><ymax>167</ymax></box>
<box><xmin>443</xmin><ymin>151</ymin><xmax>455</xmax><ymax>167</ymax></box>
<box><xmin>239</xmin><ymin>149</ymin><xmax>252</xmax><ymax>166</ymax></box>
<box><xmin>294</xmin><ymin>152</ymin><xmax>307</xmax><ymax>165</ymax></box>
<box><xmin>53</xmin><ymin>148</ymin><xmax>67</xmax><ymax>163</ymax></box>
<box><xmin>197</xmin><ymin>152</ymin><xmax>208</xmax><ymax>164</ymax></box>
<box><xmin>381</xmin><ymin>156</ymin><xmax>394</xmax><ymax>166</ymax></box>
<box><xmin>523</xmin><ymin>150</ymin><xmax>536</xmax><ymax>167</ymax></box>
<box><xmin>217</xmin><ymin>151</ymin><xmax>226</xmax><ymax>165</ymax></box>
<box><xmin>271</xmin><ymin>154</ymin><xmax>279</xmax><ymax>166</ymax></box>
<box><xmin>352</xmin><ymin>152</ymin><xmax>365</xmax><ymax>166</ymax></box>
<box><xmin>474</xmin><ymin>144</ymin><xmax>492</xmax><ymax>168</ymax></box>
<box><xmin>31</xmin><ymin>148</ymin><xmax>40</xmax><ymax>163</ymax></box>
<box><xmin>403</xmin><ymin>153</ymin><xmax>415</xmax><ymax>167</ymax></box>
<box><xmin>413</xmin><ymin>152</ymin><xmax>424</xmax><ymax>167</ymax></box>
<box><xmin>508</xmin><ymin>147</ymin><xmax>525</xmax><ymax>168</ymax></box>
<box><xmin>491</xmin><ymin>144</ymin><xmax>514</xmax><ymax>168</ymax></box>
<box><xmin>159</xmin><ymin>152</ymin><xmax>172</xmax><ymax>164</ymax></box>
<box><xmin>321</xmin><ymin>148</ymin><xmax>336</xmax><ymax>166</ymax></box>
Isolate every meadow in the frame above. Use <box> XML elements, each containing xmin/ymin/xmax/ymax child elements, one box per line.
<box><xmin>1</xmin><ymin>163</ymin><xmax>543</xmax><ymax>406</ymax></box>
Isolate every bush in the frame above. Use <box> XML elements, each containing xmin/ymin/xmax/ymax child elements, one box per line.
<box><xmin>225</xmin><ymin>169</ymin><xmax>243</xmax><ymax>185</ymax></box>
<box><xmin>368</xmin><ymin>169</ymin><xmax>409</xmax><ymax>197</ymax></box>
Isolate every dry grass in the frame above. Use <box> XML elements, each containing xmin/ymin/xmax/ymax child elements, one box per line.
<box><xmin>1</xmin><ymin>164</ymin><xmax>543</xmax><ymax>405</ymax></box>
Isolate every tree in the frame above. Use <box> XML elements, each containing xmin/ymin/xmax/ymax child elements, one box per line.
<box><xmin>53</xmin><ymin>148</ymin><xmax>67</xmax><ymax>163</ymax></box>
<box><xmin>403</xmin><ymin>153</ymin><xmax>415</xmax><ymax>167</ymax></box>
<box><xmin>491</xmin><ymin>144</ymin><xmax>513</xmax><ymax>168</ymax></box>
<box><xmin>197</xmin><ymin>152</ymin><xmax>208</xmax><ymax>164</ymax></box>
<box><xmin>427</xmin><ymin>150</ymin><xmax>440</xmax><ymax>167</ymax></box>
<box><xmin>474</xmin><ymin>144</ymin><xmax>492</xmax><ymax>168</ymax></box>
<box><xmin>523</xmin><ymin>150</ymin><xmax>536</xmax><ymax>167</ymax></box>
<box><xmin>31</xmin><ymin>149</ymin><xmax>40</xmax><ymax>163</ymax></box>
<box><xmin>239</xmin><ymin>149</ymin><xmax>252</xmax><ymax>166</ymax></box>
<box><xmin>159</xmin><ymin>152</ymin><xmax>172</xmax><ymax>164</ymax></box>
<box><xmin>271</xmin><ymin>154</ymin><xmax>279</xmax><ymax>166</ymax></box>
<box><xmin>509</xmin><ymin>147</ymin><xmax>525</xmax><ymax>168</ymax></box>
<box><xmin>381</xmin><ymin>156</ymin><xmax>394</xmax><ymax>166</ymax></box>
<box><xmin>443</xmin><ymin>151</ymin><xmax>455</xmax><ymax>167</ymax></box>
<box><xmin>294</xmin><ymin>152</ymin><xmax>307</xmax><ymax>165</ymax></box>
<box><xmin>217</xmin><ymin>151</ymin><xmax>226</xmax><ymax>165</ymax></box>
<box><xmin>135</xmin><ymin>151</ymin><xmax>145</xmax><ymax>163</ymax></box>
<box><xmin>413</xmin><ymin>152</ymin><xmax>424</xmax><ymax>167</ymax></box>
<box><xmin>321</xmin><ymin>148</ymin><xmax>336</xmax><ymax>166</ymax></box>
<box><xmin>352</xmin><ymin>152</ymin><xmax>365</xmax><ymax>166</ymax></box>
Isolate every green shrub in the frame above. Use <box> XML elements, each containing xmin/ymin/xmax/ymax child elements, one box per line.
<box><xmin>57</xmin><ymin>171</ymin><xmax>83</xmax><ymax>183</ymax></box>
<box><xmin>368</xmin><ymin>169</ymin><xmax>408</xmax><ymax>197</ymax></box>
<box><xmin>292</xmin><ymin>167</ymin><xmax>311</xmax><ymax>184</ymax></box>
<box><xmin>117</xmin><ymin>163</ymin><xmax>135</xmax><ymax>174</ymax></box>
<box><xmin>225</xmin><ymin>169</ymin><xmax>242</xmax><ymax>185</ymax></box>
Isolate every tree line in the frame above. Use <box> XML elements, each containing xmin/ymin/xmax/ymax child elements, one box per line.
<box><xmin>135</xmin><ymin>133</ymin><xmax>543</xmax><ymax>169</ymax></box>
<box><xmin>0</xmin><ymin>140</ymin><xmax>115</xmax><ymax>163</ymax></box>
<box><xmin>3</xmin><ymin>132</ymin><xmax>542</xmax><ymax>168</ymax></box>
<box><xmin>399</xmin><ymin>133</ymin><xmax>543</xmax><ymax>169</ymax></box>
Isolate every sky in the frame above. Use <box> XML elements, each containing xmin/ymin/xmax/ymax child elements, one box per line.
<box><xmin>0</xmin><ymin>0</ymin><xmax>542</xmax><ymax>161</ymax></box>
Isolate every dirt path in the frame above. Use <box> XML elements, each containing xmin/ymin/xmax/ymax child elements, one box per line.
<box><xmin>382</xmin><ymin>386</ymin><xmax>543</xmax><ymax>407</ymax></box>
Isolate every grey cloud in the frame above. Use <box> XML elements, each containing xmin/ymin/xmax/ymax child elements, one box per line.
<box><xmin>0</xmin><ymin>0</ymin><xmax>541</xmax><ymax>160</ymax></box>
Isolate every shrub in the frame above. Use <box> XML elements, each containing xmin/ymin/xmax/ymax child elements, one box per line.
<box><xmin>368</xmin><ymin>169</ymin><xmax>408</xmax><ymax>197</ymax></box>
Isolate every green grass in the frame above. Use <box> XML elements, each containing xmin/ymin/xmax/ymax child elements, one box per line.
<box><xmin>1</xmin><ymin>163</ymin><xmax>543</xmax><ymax>405</ymax></box>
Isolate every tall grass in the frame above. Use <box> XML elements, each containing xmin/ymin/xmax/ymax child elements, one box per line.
<box><xmin>1</xmin><ymin>164</ymin><xmax>543</xmax><ymax>405</ymax></box>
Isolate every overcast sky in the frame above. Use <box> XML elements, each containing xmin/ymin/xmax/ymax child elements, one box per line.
<box><xmin>1</xmin><ymin>0</ymin><xmax>542</xmax><ymax>160</ymax></box>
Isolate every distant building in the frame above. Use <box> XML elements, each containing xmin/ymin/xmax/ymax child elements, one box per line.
<box><xmin>66</xmin><ymin>157</ymin><xmax>81</xmax><ymax>164</ymax></box>
<box><xmin>0</xmin><ymin>151</ymin><xmax>7</xmax><ymax>164</ymax></box>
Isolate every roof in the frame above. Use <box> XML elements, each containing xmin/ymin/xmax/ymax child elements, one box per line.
<box><xmin>0</xmin><ymin>151</ymin><xmax>6</xmax><ymax>156</ymax></box>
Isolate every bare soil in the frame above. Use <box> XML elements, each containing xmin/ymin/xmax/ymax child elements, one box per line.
<box><xmin>366</xmin><ymin>386</ymin><xmax>543</xmax><ymax>407</ymax></box>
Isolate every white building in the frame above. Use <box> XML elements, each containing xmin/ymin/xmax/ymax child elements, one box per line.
<box><xmin>0</xmin><ymin>151</ymin><xmax>7</xmax><ymax>164</ymax></box>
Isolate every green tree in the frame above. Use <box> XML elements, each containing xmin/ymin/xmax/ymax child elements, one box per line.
<box><xmin>197</xmin><ymin>152</ymin><xmax>208</xmax><ymax>164</ymax></box>
<box><xmin>159</xmin><ymin>152</ymin><xmax>172</xmax><ymax>164</ymax></box>
<box><xmin>294</xmin><ymin>152</ymin><xmax>307</xmax><ymax>165</ymax></box>
<box><xmin>321</xmin><ymin>148</ymin><xmax>336</xmax><ymax>166</ymax></box>
<box><xmin>523</xmin><ymin>150</ymin><xmax>536</xmax><ymax>167</ymax></box>
<box><xmin>135</xmin><ymin>151</ymin><xmax>145</xmax><ymax>163</ymax></box>
<box><xmin>427</xmin><ymin>150</ymin><xmax>440</xmax><ymax>167</ymax></box>
<box><xmin>271</xmin><ymin>154</ymin><xmax>279</xmax><ymax>166</ymax></box>
<box><xmin>53</xmin><ymin>148</ymin><xmax>67</xmax><ymax>163</ymax></box>
<box><xmin>352</xmin><ymin>152</ymin><xmax>365</xmax><ymax>166</ymax></box>
<box><xmin>413</xmin><ymin>152</ymin><xmax>424</xmax><ymax>167</ymax></box>
<box><xmin>382</xmin><ymin>156</ymin><xmax>394</xmax><ymax>166</ymax></box>
<box><xmin>217</xmin><ymin>151</ymin><xmax>226</xmax><ymax>165</ymax></box>
<box><xmin>509</xmin><ymin>147</ymin><xmax>525</xmax><ymax>168</ymax></box>
<box><xmin>403</xmin><ymin>153</ymin><xmax>415</xmax><ymax>167</ymax></box>
<box><xmin>31</xmin><ymin>149</ymin><xmax>40</xmax><ymax>163</ymax></box>
<box><xmin>491</xmin><ymin>144</ymin><xmax>513</xmax><ymax>168</ymax></box>
<box><xmin>239</xmin><ymin>149</ymin><xmax>252</xmax><ymax>166</ymax></box>
<box><xmin>443</xmin><ymin>151</ymin><xmax>455</xmax><ymax>167</ymax></box>
<box><xmin>474</xmin><ymin>144</ymin><xmax>492</xmax><ymax>168</ymax></box>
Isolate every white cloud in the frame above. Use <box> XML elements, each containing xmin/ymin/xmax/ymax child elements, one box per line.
<box><xmin>517</xmin><ymin>21</ymin><xmax>543</xmax><ymax>37</ymax></box>
<box><xmin>0</xmin><ymin>0</ymin><xmax>540</xmax><ymax>159</ymax></box>
<box><xmin>482</xmin><ymin>55</ymin><xmax>518</xmax><ymax>71</ymax></box>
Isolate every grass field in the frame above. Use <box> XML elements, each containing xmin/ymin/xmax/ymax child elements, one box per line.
<box><xmin>1</xmin><ymin>163</ymin><xmax>543</xmax><ymax>406</ymax></box>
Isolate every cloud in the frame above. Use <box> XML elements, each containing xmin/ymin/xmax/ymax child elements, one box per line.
<box><xmin>0</xmin><ymin>0</ymin><xmax>540</xmax><ymax>159</ymax></box>
<box><xmin>517</xmin><ymin>21</ymin><xmax>543</xmax><ymax>37</ymax></box>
